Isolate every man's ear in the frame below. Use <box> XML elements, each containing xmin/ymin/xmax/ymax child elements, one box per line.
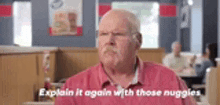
<box><xmin>135</xmin><ymin>32</ymin><xmax>142</xmax><ymax>49</ymax></box>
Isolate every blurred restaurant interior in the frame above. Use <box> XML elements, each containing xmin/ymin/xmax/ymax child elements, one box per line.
<box><xmin>0</xmin><ymin>0</ymin><xmax>220</xmax><ymax>104</ymax></box>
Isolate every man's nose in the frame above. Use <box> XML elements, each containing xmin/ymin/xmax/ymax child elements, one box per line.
<box><xmin>107</xmin><ymin>33</ymin><xmax>115</xmax><ymax>45</ymax></box>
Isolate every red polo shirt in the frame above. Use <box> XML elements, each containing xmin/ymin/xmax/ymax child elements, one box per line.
<box><xmin>55</xmin><ymin>58</ymin><xmax>197</xmax><ymax>105</ymax></box>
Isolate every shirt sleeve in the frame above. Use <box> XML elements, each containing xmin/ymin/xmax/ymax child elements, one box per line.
<box><xmin>176</xmin><ymin>76</ymin><xmax>197</xmax><ymax>105</ymax></box>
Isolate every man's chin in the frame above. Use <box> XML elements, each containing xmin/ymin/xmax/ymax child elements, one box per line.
<box><xmin>102</xmin><ymin>58</ymin><xmax>118</xmax><ymax>67</ymax></box>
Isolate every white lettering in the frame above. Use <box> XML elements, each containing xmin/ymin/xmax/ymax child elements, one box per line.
<box><xmin>39</xmin><ymin>88</ymin><xmax>45</xmax><ymax>96</ymax></box>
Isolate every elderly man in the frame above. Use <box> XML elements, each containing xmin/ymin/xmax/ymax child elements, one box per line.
<box><xmin>163</xmin><ymin>41</ymin><xmax>188</xmax><ymax>72</ymax></box>
<box><xmin>55</xmin><ymin>9</ymin><xmax>196</xmax><ymax>105</ymax></box>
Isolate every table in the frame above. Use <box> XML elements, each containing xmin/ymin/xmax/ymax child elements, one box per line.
<box><xmin>177</xmin><ymin>72</ymin><xmax>197</xmax><ymax>77</ymax></box>
<box><xmin>175</xmin><ymin>68</ymin><xmax>203</xmax><ymax>89</ymax></box>
<box><xmin>175</xmin><ymin>67</ymin><xmax>197</xmax><ymax>77</ymax></box>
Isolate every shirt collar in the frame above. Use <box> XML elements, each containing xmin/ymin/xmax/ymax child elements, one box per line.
<box><xmin>172</xmin><ymin>53</ymin><xmax>182</xmax><ymax>58</ymax></box>
<box><xmin>98</xmin><ymin>56</ymin><xmax>145</xmax><ymax>89</ymax></box>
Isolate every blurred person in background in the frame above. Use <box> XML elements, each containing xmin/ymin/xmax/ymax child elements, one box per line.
<box><xmin>163</xmin><ymin>41</ymin><xmax>188</xmax><ymax>73</ymax></box>
<box><xmin>194</xmin><ymin>43</ymin><xmax>218</xmax><ymax>84</ymax></box>
<box><xmin>189</xmin><ymin>52</ymin><xmax>209</xmax><ymax>68</ymax></box>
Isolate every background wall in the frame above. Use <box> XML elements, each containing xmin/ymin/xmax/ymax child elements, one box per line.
<box><xmin>191</xmin><ymin>0</ymin><xmax>202</xmax><ymax>53</ymax></box>
<box><xmin>219</xmin><ymin>0</ymin><xmax>220</xmax><ymax>57</ymax></box>
<box><xmin>179</xmin><ymin>0</ymin><xmax>191</xmax><ymax>52</ymax></box>
<box><xmin>159</xmin><ymin>0</ymin><xmax>180</xmax><ymax>53</ymax></box>
<box><xmin>0</xmin><ymin>0</ymin><xmax>13</xmax><ymax>45</ymax></box>
<box><xmin>0</xmin><ymin>15</ymin><xmax>13</xmax><ymax>45</ymax></box>
<box><xmin>202</xmin><ymin>0</ymin><xmax>218</xmax><ymax>53</ymax></box>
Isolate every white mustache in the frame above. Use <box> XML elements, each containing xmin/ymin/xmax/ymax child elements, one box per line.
<box><xmin>103</xmin><ymin>46</ymin><xmax>118</xmax><ymax>54</ymax></box>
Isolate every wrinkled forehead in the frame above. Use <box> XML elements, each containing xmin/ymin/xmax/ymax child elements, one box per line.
<box><xmin>99</xmin><ymin>13</ymin><xmax>130</xmax><ymax>32</ymax></box>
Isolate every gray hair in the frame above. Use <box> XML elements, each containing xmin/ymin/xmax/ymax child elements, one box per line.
<box><xmin>103</xmin><ymin>9</ymin><xmax>140</xmax><ymax>33</ymax></box>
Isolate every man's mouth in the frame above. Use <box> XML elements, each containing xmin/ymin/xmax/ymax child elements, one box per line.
<box><xmin>103</xmin><ymin>46</ymin><xmax>117</xmax><ymax>54</ymax></box>
<box><xmin>105</xmin><ymin>50</ymin><xmax>116</xmax><ymax>55</ymax></box>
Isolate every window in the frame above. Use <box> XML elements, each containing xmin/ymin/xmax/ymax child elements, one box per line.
<box><xmin>13</xmin><ymin>1</ymin><xmax>32</xmax><ymax>46</ymax></box>
<box><xmin>112</xmin><ymin>2</ymin><xmax>159</xmax><ymax>48</ymax></box>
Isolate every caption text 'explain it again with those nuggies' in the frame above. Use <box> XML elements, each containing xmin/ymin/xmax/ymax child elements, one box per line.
<box><xmin>39</xmin><ymin>88</ymin><xmax>200</xmax><ymax>98</ymax></box>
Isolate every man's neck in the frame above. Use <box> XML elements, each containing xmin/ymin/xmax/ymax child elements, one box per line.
<box><xmin>173</xmin><ymin>53</ymin><xmax>180</xmax><ymax>57</ymax></box>
<box><xmin>103</xmin><ymin>58</ymin><xmax>137</xmax><ymax>88</ymax></box>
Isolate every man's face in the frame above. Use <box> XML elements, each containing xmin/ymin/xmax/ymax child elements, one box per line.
<box><xmin>98</xmin><ymin>13</ymin><xmax>137</xmax><ymax>67</ymax></box>
<box><xmin>173</xmin><ymin>43</ymin><xmax>181</xmax><ymax>54</ymax></box>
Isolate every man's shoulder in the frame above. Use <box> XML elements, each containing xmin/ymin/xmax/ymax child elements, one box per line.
<box><xmin>163</xmin><ymin>53</ymin><xmax>173</xmax><ymax>60</ymax></box>
<box><xmin>143</xmin><ymin>61</ymin><xmax>177</xmax><ymax>76</ymax></box>
<box><xmin>63</xmin><ymin>64</ymin><xmax>100</xmax><ymax>89</ymax></box>
<box><xmin>142</xmin><ymin>62</ymin><xmax>182</xmax><ymax>88</ymax></box>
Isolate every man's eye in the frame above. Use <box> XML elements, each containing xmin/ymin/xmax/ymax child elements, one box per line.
<box><xmin>113</xmin><ymin>33</ymin><xmax>124</xmax><ymax>36</ymax></box>
<box><xmin>100</xmin><ymin>33</ymin><xmax>108</xmax><ymax>36</ymax></box>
